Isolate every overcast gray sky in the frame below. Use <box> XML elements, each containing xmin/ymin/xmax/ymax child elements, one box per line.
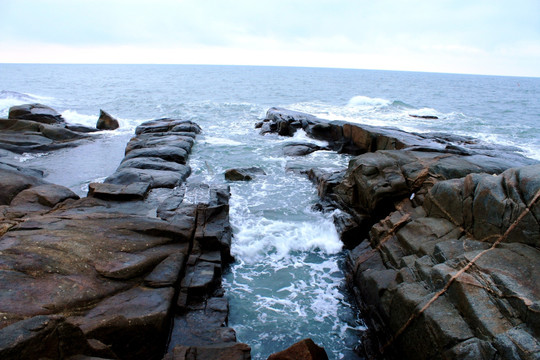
<box><xmin>1</xmin><ymin>0</ymin><xmax>539</xmax><ymax>76</ymax></box>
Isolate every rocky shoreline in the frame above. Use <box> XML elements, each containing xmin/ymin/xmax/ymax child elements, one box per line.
<box><xmin>260</xmin><ymin>107</ymin><xmax>540</xmax><ymax>359</ymax></box>
<box><xmin>0</xmin><ymin>106</ymin><xmax>251</xmax><ymax>359</ymax></box>
<box><xmin>1</xmin><ymin>102</ymin><xmax>539</xmax><ymax>359</ymax></box>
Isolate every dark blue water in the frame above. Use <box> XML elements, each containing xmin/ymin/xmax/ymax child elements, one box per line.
<box><xmin>1</xmin><ymin>64</ymin><xmax>539</xmax><ymax>359</ymax></box>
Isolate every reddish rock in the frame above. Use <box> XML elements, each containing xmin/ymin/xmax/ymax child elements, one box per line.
<box><xmin>267</xmin><ymin>338</ymin><xmax>328</xmax><ymax>360</ymax></box>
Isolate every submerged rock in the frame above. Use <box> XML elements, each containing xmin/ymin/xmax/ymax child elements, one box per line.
<box><xmin>283</xmin><ymin>142</ymin><xmax>327</xmax><ymax>156</ymax></box>
<box><xmin>96</xmin><ymin>109</ymin><xmax>120</xmax><ymax>130</ymax></box>
<box><xmin>224</xmin><ymin>167</ymin><xmax>266</xmax><ymax>181</ymax></box>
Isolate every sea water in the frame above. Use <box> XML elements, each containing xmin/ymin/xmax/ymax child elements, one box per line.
<box><xmin>1</xmin><ymin>64</ymin><xmax>539</xmax><ymax>359</ymax></box>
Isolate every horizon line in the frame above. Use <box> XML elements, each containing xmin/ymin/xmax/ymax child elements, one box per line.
<box><xmin>1</xmin><ymin>62</ymin><xmax>538</xmax><ymax>79</ymax></box>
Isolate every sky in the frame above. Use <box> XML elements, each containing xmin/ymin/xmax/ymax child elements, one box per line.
<box><xmin>0</xmin><ymin>0</ymin><xmax>539</xmax><ymax>77</ymax></box>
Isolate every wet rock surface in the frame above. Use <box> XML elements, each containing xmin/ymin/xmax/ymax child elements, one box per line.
<box><xmin>224</xmin><ymin>167</ymin><xmax>266</xmax><ymax>181</ymax></box>
<box><xmin>96</xmin><ymin>109</ymin><xmax>120</xmax><ymax>130</ymax></box>
<box><xmin>0</xmin><ymin>103</ymin><xmax>98</xmax><ymax>154</ymax></box>
<box><xmin>263</xmin><ymin>108</ymin><xmax>540</xmax><ymax>360</ymax></box>
<box><xmin>0</xmin><ymin>117</ymin><xmax>249</xmax><ymax>359</ymax></box>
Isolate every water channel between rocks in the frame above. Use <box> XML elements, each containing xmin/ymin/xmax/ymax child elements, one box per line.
<box><xmin>187</xmin><ymin>125</ymin><xmax>366</xmax><ymax>360</ymax></box>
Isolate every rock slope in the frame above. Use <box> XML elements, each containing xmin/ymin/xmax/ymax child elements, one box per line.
<box><xmin>261</xmin><ymin>107</ymin><xmax>540</xmax><ymax>360</ymax></box>
<box><xmin>0</xmin><ymin>117</ymin><xmax>250</xmax><ymax>359</ymax></box>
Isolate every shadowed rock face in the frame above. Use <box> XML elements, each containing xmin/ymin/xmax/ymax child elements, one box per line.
<box><xmin>0</xmin><ymin>117</ymin><xmax>249</xmax><ymax>360</ymax></box>
<box><xmin>264</xmin><ymin>108</ymin><xmax>540</xmax><ymax>360</ymax></box>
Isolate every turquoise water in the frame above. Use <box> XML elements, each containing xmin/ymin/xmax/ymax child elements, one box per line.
<box><xmin>1</xmin><ymin>64</ymin><xmax>539</xmax><ymax>359</ymax></box>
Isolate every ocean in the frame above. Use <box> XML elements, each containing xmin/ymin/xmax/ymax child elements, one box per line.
<box><xmin>1</xmin><ymin>64</ymin><xmax>539</xmax><ymax>359</ymax></box>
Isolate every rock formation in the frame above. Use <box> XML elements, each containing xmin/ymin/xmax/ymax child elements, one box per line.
<box><xmin>96</xmin><ymin>109</ymin><xmax>120</xmax><ymax>130</ymax></box>
<box><xmin>261</xmin><ymin>108</ymin><xmax>540</xmax><ymax>360</ymax></box>
<box><xmin>0</xmin><ymin>117</ymin><xmax>250</xmax><ymax>359</ymax></box>
<box><xmin>8</xmin><ymin>103</ymin><xmax>65</xmax><ymax>124</ymax></box>
<box><xmin>266</xmin><ymin>338</ymin><xmax>329</xmax><ymax>360</ymax></box>
<box><xmin>0</xmin><ymin>103</ymin><xmax>99</xmax><ymax>154</ymax></box>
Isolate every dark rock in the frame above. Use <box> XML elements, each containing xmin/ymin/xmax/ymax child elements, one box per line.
<box><xmin>125</xmin><ymin>133</ymin><xmax>194</xmax><ymax>154</ymax></box>
<box><xmin>118</xmin><ymin>156</ymin><xmax>190</xmax><ymax>172</ymax></box>
<box><xmin>96</xmin><ymin>109</ymin><xmax>119</xmax><ymax>130</ymax></box>
<box><xmin>283</xmin><ymin>142</ymin><xmax>326</xmax><ymax>156</ymax></box>
<box><xmin>0</xmin><ymin>167</ymin><xmax>46</xmax><ymax>205</ymax></box>
<box><xmin>105</xmin><ymin>167</ymin><xmax>190</xmax><ymax>189</ymax></box>
<box><xmin>277</xmin><ymin>107</ymin><xmax>540</xmax><ymax>359</ymax></box>
<box><xmin>88</xmin><ymin>182</ymin><xmax>151</xmax><ymax>200</ymax></box>
<box><xmin>224</xmin><ymin>167</ymin><xmax>266</xmax><ymax>181</ymax></box>
<box><xmin>145</xmin><ymin>253</ymin><xmax>186</xmax><ymax>287</ymax></box>
<box><xmin>76</xmin><ymin>286</ymin><xmax>175</xmax><ymax>359</ymax></box>
<box><xmin>0</xmin><ymin>114</ymin><xmax>246</xmax><ymax>359</ymax></box>
<box><xmin>123</xmin><ymin>146</ymin><xmax>188</xmax><ymax>164</ymax></box>
<box><xmin>6</xmin><ymin>183</ymin><xmax>79</xmax><ymax>217</ymax></box>
<box><xmin>66</xmin><ymin>124</ymin><xmax>101</xmax><ymax>133</ymax></box>
<box><xmin>0</xmin><ymin>118</ymin><xmax>88</xmax><ymax>153</ymax></box>
<box><xmin>8</xmin><ymin>103</ymin><xmax>64</xmax><ymax>124</ymax></box>
<box><xmin>267</xmin><ymin>338</ymin><xmax>329</xmax><ymax>360</ymax></box>
<box><xmin>0</xmin><ymin>315</ymin><xmax>111</xmax><ymax>360</ymax></box>
<box><xmin>409</xmin><ymin>114</ymin><xmax>439</xmax><ymax>119</ymax></box>
<box><xmin>169</xmin><ymin>296</ymin><xmax>235</xmax><ymax>348</ymax></box>
<box><xmin>164</xmin><ymin>343</ymin><xmax>251</xmax><ymax>360</ymax></box>
<box><xmin>135</xmin><ymin>118</ymin><xmax>201</xmax><ymax>135</ymax></box>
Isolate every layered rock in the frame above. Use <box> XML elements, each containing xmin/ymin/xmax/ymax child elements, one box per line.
<box><xmin>262</xmin><ymin>108</ymin><xmax>540</xmax><ymax>360</ymax></box>
<box><xmin>0</xmin><ymin>117</ymin><xmax>249</xmax><ymax>359</ymax></box>
<box><xmin>8</xmin><ymin>103</ymin><xmax>65</xmax><ymax>124</ymax></box>
<box><xmin>0</xmin><ymin>103</ymin><xmax>98</xmax><ymax>154</ymax></box>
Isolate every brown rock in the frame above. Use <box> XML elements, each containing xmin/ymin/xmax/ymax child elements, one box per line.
<box><xmin>267</xmin><ymin>338</ymin><xmax>328</xmax><ymax>360</ymax></box>
<box><xmin>96</xmin><ymin>109</ymin><xmax>119</xmax><ymax>130</ymax></box>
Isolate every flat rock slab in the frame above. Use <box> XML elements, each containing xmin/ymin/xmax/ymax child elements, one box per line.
<box><xmin>88</xmin><ymin>181</ymin><xmax>151</xmax><ymax>200</ymax></box>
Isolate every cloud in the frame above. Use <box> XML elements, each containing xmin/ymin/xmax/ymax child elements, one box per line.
<box><xmin>0</xmin><ymin>0</ymin><xmax>539</xmax><ymax>76</ymax></box>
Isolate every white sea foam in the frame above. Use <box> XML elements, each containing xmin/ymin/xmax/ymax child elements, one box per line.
<box><xmin>346</xmin><ymin>95</ymin><xmax>391</xmax><ymax>108</ymax></box>
<box><xmin>61</xmin><ymin>110</ymin><xmax>98</xmax><ymax>127</ymax></box>
<box><xmin>61</xmin><ymin>109</ymin><xmax>137</xmax><ymax>133</ymax></box>
<box><xmin>283</xmin><ymin>129</ymin><xmax>329</xmax><ymax>147</ymax></box>
<box><xmin>0</xmin><ymin>91</ymin><xmax>55</xmax><ymax>117</ymax></box>
<box><xmin>17</xmin><ymin>152</ymin><xmax>49</xmax><ymax>162</ymax></box>
<box><xmin>230</xmin><ymin>215</ymin><xmax>342</xmax><ymax>264</ymax></box>
<box><xmin>202</xmin><ymin>136</ymin><xmax>243</xmax><ymax>146</ymax></box>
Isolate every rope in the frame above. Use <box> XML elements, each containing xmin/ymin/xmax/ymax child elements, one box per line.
<box><xmin>380</xmin><ymin>186</ymin><xmax>540</xmax><ymax>353</ymax></box>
